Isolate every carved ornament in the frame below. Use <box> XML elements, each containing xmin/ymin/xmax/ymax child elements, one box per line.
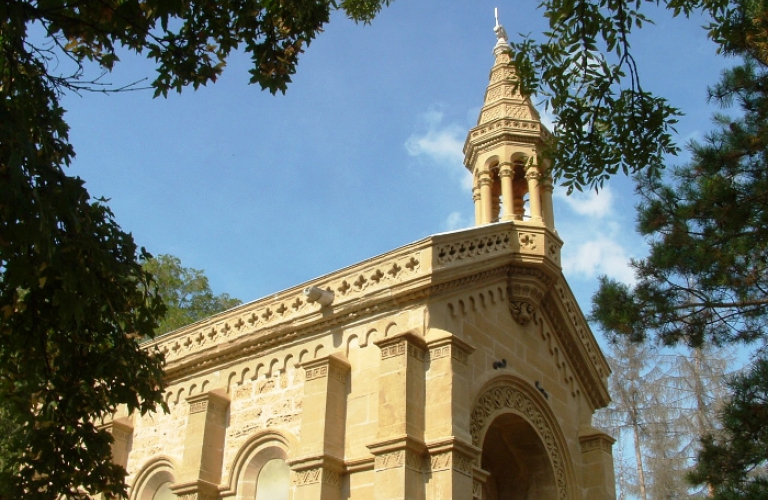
<box><xmin>507</xmin><ymin>266</ymin><xmax>551</xmax><ymax>326</ymax></box>
<box><xmin>470</xmin><ymin>383</ymin><xmax>570</xmax><ymax>500</ymax></box>
<box><xmin>579</xmin><ymin>433</ymin><xmax>615</xmax><ymax>455</ymax></box>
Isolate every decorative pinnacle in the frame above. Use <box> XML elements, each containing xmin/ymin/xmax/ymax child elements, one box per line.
<box><xmin>493</xmin><ymin>8</ymin><xmax>510</xmax><ymax>49</ymax></box>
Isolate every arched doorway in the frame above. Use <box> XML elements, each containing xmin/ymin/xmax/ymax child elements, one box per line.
<box><xmin>481</xmin><ymin>413</ymin><xmax>557</xmax><ymax>500</ymax></box>
<box><xmin>470</xmin><ymin>378</ymin><xmax>573</xmax><ymax>500</ymax></box>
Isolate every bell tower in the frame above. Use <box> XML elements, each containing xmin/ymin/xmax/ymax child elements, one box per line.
<box><xmin>464</xmin><ymin>13</ymin><xmax>555</xmax><ymax>229</ymax></box>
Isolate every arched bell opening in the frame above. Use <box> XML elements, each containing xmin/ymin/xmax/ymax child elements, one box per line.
<box><xmin>480</xmin><ymin>413</ymin><xmax>558</xmax><ymax>500</ymax></box>
<box><xmin>511</xmin><ymin>160</ymin><xmax>527</xmax><ymax>221</ymax></box>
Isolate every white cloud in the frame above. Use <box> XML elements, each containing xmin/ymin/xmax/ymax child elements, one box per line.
<box><xmin>562</xmin><ymin>236</ymin><xmax>635</xmax><ymax>284</ymax></box>
<box><xmin>444</xmin><ymin>211</ymin><xmax>471</xmax><ymax>231</ymax></box>
<box><xmin>405</xmin><ymin>109</ymin><xmax>464</xmax><ymax>165</ymax></box>
<box><xmin>556</xmin><ymin>185</ymin><xmax>614</xmax><ymax>218</ymax></box>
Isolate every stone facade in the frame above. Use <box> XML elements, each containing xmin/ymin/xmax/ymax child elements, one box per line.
<box><xmin>107</xmin><ymin>19</ymin><xmax>616</xmax><ymax>500</ymax></box>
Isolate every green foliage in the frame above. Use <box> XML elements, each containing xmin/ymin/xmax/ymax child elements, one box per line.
<box><xmin>143</xmin><ymin>255</ymin><xmax>241</xmax><ymax>335</ymax></box>
<box><xmin>591</xmin><ymin>1</ymin><xmax>768</xmax><ymax>495</ymax></box>
<box><xmin>688</xmin><ymin>355</ymin><xmax>768</xmax><ymax>499</ymax></box>
<box><xmin>591</xmin><ymin>56</ymin><xmax>768</xmax><ymax>348</ymax></box>
<box><xmin>2</xmin><ymin>0</ymin><xmax>388</xmax><ymax>497</ymax></box>
<box><xmin>509</xmin><ymin>0</ymin><xmax>764</xmax><ymax>192</ymax></box>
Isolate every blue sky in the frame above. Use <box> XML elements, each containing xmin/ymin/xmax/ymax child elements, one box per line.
<box><xmin>61</xmin><ymin>0</ymin><xmax>732</xmax><ymax>334</ymax></box>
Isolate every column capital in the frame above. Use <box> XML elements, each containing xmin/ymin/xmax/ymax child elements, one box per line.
<box><xmin>477</xmin><ymin>175</ymin><xmax>493</xmax><ymax>188</ymax></box>
<box><xmin>374</xmin><ymin>331</ymin><xmax>427</xmax><ymax>360</ymax></box>
<box><xmin>185</xmin><ymin>389</ymin><xmax>230</xmax><ymax>420</ymax></box>
<box><xmin>426</xmin><ymin>335</ymin><xmax>475</xmax><ymax>364</ymax></box>
<box><xmin>497</xmin><ymin>162</ymin><xmax>514</xmax><ymax>177</ymax></box>
<box><xmin>367</xmin><ymin>435</ymin><xmax>428</xmax><ymax>472</ymax></box>
<box><xmin>524</xmin><ymin>168</ymin><xmax>542</xmax><ymax>180</ymax></box>
<box><xmin>302</xmin><ymin>352</ymin><xmax>351</xmax><ymax>382</ymax></box>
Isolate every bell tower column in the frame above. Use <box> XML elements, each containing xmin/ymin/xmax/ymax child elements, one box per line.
<box><xmin>478</xmin><ymin>172</ymin><xmax>493</xmax><ymax>225</ymax></box>
<box><xmin>525</xmin><ymin>164</ymin><xmax>544</xmax><ymax>223</ymax></box>
<box><xmin>499</xmin><ymin>162</ymin><xmax>514</xmax><ymax>221</ymax></box>
<box><xmin>472</xmin><ymin>186</ymin><xmax>482</xmax><ymax>225</ymax></box>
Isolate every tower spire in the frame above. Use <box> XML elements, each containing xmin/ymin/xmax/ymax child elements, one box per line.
<box><xmin>462</xmin><ymin>11</ymin><xmax>555</xmax><ymax>229</ymax></box>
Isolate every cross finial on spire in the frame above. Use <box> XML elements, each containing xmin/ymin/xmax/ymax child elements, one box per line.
<box><xmin>493</xmin><ymin>8</ymin><xmax>509</xmax><ymax>48</ymax></box>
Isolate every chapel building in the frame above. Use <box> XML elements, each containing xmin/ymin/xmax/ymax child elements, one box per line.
<box><xmin>105</xmin><ymin>18</ymin><xmax>617</xmax><ymax>500</ymax></box>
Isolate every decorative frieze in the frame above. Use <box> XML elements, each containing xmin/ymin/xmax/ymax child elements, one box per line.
<box><xmin>374</xmin><ymin>450</ymin><xmax>404</xmax><ymax>470</ymax></box>
<box><xmin>377</xmin><ymin>335</ymin><xmax>426</xmax><ymax>361</ymax></box>
<box><xmin>177</xmin><ymin>494</ymin><xmax>216</xmax><ymax>500</ymax></box>
<box><xmin>110</xmin><ymin>427</ymin><xmax>132</xmax><ymax>442</ymax></box>
<box><xmin>305</xmin><ymin>365</ymin><xmax>328</xmax><ymax>381</ymax></box>
<box><xmin>372</xmin><ymin>449</ymin><xmax>424</xmax><ymax>472</ymax></box>
<box><xmin>580</xmin><ymin>433</ymin><xmax>615</xmax><ymax>455</ymax></box>
<box><xmin>427</xmin><ymin>336</ymin><xmax>474</xmax><ymax>365</ymax></box>
<box><xmin>428</xmin><ymin>450</ymin><xmax>473</xmax><ymax>477</ymax></box>
<box><xmin>428</xmin><ymin>344</ymin><xmax>468</xmax><ymax>364</ymax></box>
<box><xmin>295</xmin><ymin>467</ymin><xmax>322</xmax><ymax>485</ymax></box>
<box><xmin>473</xmin><ymin>480</ymin><xmax>482</xmax><ymax>499</ymax></box>
<box><xmin>380</xmin><ymin>341</ymin><xmax>407</xmax><ymax>359</ymax></box>
<box><xmin>189</xmin><ymin>401</ymin><xmax>207</xmax><ymax>414</ymax></box>
<box><xmin>188</xmin><ymin>399</ymin><xmax>227</xmax><ymax>416</ymax></box>
<box><xmin>436</xmin><ymin>231</ymin><xmax>512</xmax><ymax>265</ymax></box>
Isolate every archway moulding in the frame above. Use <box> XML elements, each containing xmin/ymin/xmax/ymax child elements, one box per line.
<box><xmin>470</xmin><ymin>376</ymin><xmax>576</xmax><ymax>500</ymax></box>
<box><xmin>219</xmin><ymin>429</ymin><xmax>296</xmax><ymax>498</ymax></box>
<box><xmin>129</xmin><ymin>455</ymin><xmax>178</xmax><ymax>500</ymax></box>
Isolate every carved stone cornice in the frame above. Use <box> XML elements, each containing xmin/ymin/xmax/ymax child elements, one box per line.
<box><xmin>141</xmin><ymin>223</ymin><xmax>604</xmax><ymax>389</ymax></box>
<box><xmin>542</xmin><ymin>279</ymin><xmax>611</xmax><ymax>409</ymax></box>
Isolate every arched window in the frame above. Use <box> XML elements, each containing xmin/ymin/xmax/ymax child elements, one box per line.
<box><xmin>131</xmin><ymin>457</ymin><xmax>177</xmax><ymax>500</ymax></box>
<box><xmin>254</xmin><ymin>458</ymin><xmax>290</xmax><ymax>500</ymax></box>
<box><xmin>222</xmin><ymin>430</ymin><xmax>295</xmax><ymax>500</ymax></box>
<box><xmin>150</xmin><ymin>481</ymin><xmax>174</xmax><ymax>500</ymax></box>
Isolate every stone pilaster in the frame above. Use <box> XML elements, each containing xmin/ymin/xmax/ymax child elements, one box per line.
<box><xmin>171</xmin><ymin>389</ymin><xmax>230</xmax><ymax>500</ymax></box>
<box><xmin>100</xmin><ymin>417</ymin><xmax>133</xmax><ymax>470</ymax></box>
<box><xmin>425</xmin><ymin>335</ymin><xmax>474</xmax><ymax>442</ymax></box>
<box><xmin>579</xmin><ymin>429</ymin><xmax>617</xmax><ymax>500</ymax></box>
<box><xmin>424</xmin><ymin>335</ymin><xmax>477</xmax><ymax>499</ymax></box>
<box><xmin>425</xmin><ymin>438</ymin><xmax>479</xmax><ymax>500</ymax></box>
<box><xmin>472</xmin><ymin>466</ymin><xmax>491</xmax><ymax>500</ymax></box>
<box><xmin>368</xmin><ymin>332</ymin><xmax>427</xmax><ymax>500</ymax></box>
<box><xmin>291</xmin><ymin>352</ymin><xmax>350</xmax><ymax>500</ymax></box>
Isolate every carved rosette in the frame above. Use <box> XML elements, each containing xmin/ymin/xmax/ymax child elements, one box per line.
<box><xmin>507</xmin><ymin>266</ymin><xmax>552</xmax><ymax>325</ymax></box>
